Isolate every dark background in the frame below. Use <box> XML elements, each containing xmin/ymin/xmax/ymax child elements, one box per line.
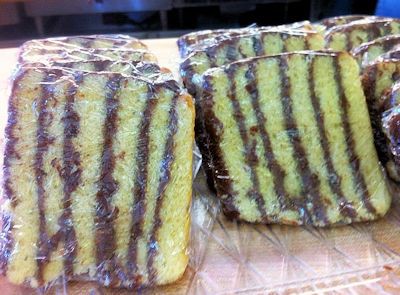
<box><xmin>0</xmin><ymin>0</ymin><xmax>380</xmax><ymax>47</ymax></box>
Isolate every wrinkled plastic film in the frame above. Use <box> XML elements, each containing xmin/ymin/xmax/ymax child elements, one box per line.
<box><xmin>0</xmin><ymin>34</ymin><xmax>195</xmax><ymax>290</ymax></box>
<box><xmin>177</xmin><ymin>15</ymin><xmax>400</xmax><ymax>227</ymax></box>
<box><xmin>2</xmin><ymin>14</ymin><xmax>400</xmax><ymax>293</ymax></box>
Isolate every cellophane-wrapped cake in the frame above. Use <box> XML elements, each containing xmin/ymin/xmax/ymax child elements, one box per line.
<box><xmin>0</xmin><ymin>35</ymin><xmax>194</xmax><ymax>289</ymax></box>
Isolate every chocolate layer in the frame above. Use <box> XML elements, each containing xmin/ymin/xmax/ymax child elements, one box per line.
<box><xmin>279</xmin><ymin>57</ymin><xmax>326</xmax><ymax>224</ymax></box>
<box><xmin>334</xmin><ymin>58</ymin><xmax>375</xmax><ymax>214</ymax></box>
<box><xmin>95</xmin><ymin>75</ymin><xmax>122</xmax><ymax>286</ymax></box>
<box><xmin>147</xmin><ymin>93</ymin><xmax>179</xmax><ymax>283</ymax></box>
<box><xmin>127</xmin><ymin>85</ymin><xmax>158</xmax><ymax>284</ymax></box>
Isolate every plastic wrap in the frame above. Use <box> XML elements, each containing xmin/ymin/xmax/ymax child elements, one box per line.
<box><xmin>0</xmin><ymin>35</ymin><xmax>195</xmax><ymax>290</ymax></box>
<box><xmin>179</xmin><ymin>29</ymin><xmax>325</xmax><ymax>95</ymax></box>
<box><xmin>351</xmin><ymin>35</ymin><xmax>400</xmax><ymax>68</ymax></box>
<box><xmin>318</xmin><ymin>14</ymin><xmax>373</xmax><ymax>29</ymax></box>
<box><xmin>362</xmin><ymin>53</ymin><xmax>400</xmax><ymax>183</ymax></box>
<box><xmin>2</xmin><ymin>26</ymin><xmax>400</xmax><ymax>294</ymax></box>
<box><xmin>176</xmin><ymin>21</ymin><xmax>314</xmax><ymax>58</ymax></box>
<box><xmin>381</xmin><ymin>81</ymin><xmax>400</xmax><ymax>182</ymax></box>
<box><xmin>324</xmin><ymin>17</ymin><xmax>400</xmax><ymax>51</ymax></box>
<box><xmin>195</xmin><ymin>50</ymin><xmax>391</xmax><ymax>226</ymax></box>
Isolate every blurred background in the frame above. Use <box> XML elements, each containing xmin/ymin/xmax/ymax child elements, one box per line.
<box><xmin>0</xmin><ymin>0</ymin><xmax>397</xmax><ymax>48</ymax></box>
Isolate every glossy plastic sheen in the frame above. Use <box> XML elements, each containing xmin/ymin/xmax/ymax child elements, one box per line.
<box><xmin>0</xmin><ymin>35</ymin><xmax>194</xmax><ymax>290</ymax></box>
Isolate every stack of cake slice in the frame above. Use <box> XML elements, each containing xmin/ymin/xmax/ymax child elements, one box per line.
<box><xmin>319</xmin><ymin>15</ymin><xmax>400</xmax><ymax>184</ymax></box>
<box><xmin>178</xmin><ymin>17</ymin><xmax>394</xmax><ymax>226</ymax></box>
<box><xmin>362</xmin><ymin>51</ymin><xmax>400</xmax><ymax>181</ymax></box>
<box><xmin>0</xmin><ymin>35</ymin><xmax>194</xmax><ymax>289</ymax></box>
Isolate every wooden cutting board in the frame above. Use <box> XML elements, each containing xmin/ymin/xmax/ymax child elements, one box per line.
<box><xmin>1</xmin><ymin>38</ymin><xmax>400</xmax><ymax>295</ymax></box>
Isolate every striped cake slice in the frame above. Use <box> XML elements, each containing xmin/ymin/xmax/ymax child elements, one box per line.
<box><xmin>22</xmin><ymin>34</ymin><xmax>147</xmax><ymax>51</ymax></box>
<box><xmin>19</xmin><ymin>47</ymin><xmax>157</xmax><ymax>65</ymax></box>
<box><xmin>361</xmin><ymin>54</ymin><xmax>400</xmax><ymax>173</ymax></box>
<box><xmin>0</xmin><ymin>68</ymin><xmax>194</xmax><ymax>288</ymax></box>
<box><xmin>382</xmin><ymin>81</ymin><xmax>400</xmax><ymax>181</ymax></box>
<box><xmin>180</xmin><ymin>29</ymin><xmax>324</xmax><ymax>95</ymax></box>
<box><xmin>198</xmin><ymin>51</ymin><xmax>391</xmax><ymax>226</ymax></box>
<box><xmin>351</xmin><ymin>35</ymin><xmax>400</xmax><ymax>67</ymax></box>
<box><xmin>177</xmin><ymin>21</ymin><xmax>314</xmax><ymax>58</ymax></box>
<box><xmin>325</xmin><ymin>18</ymin><xmax>400</xmax><ymax>51</ymax></box>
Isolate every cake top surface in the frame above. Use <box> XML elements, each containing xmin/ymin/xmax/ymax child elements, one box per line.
<box><xmin>22</xmin><ymin>34</ymin><xmax>147</xmax><ymax>50</ymax></box>
<box><xmin>202</xmin><ymin>50</ymin><xmax>349</xmax><ymax>77</ymax></box>
<box><xmin>377</xmin><ymin>47</ymin><xmax>400</xmax><ymax>61</ymax></box>
<box><xmin>351</xmin><ymin>34</ymin><xmax>400</xmax><ymax>55</ymax></box>
<box><xmin>181</xmin><ymin>30</ymin><xmax>323</xmax><ymax>65</ymax></box>
<box><xmin>320</xmin><ymin>15</ymin><xmax>377</xmax><ymax>28</ymax></box>
<box><xmin>177</xmin><ymin>22</ymin><xmax>316</xmax><ymax>57</ymax></box>
<box><xmin>14</xmin><ymin>66</ymin><xmax>182</xmax><ymax>94</ymax></box>
<box><xmin>325</xmin><ymin>17</ymin><xmax>400</xmax><ymax>37</ymax></box>
<box><xmin>18</xmin><ymin>46</ymin><xmax>157</xmax><ymax>64</ymax></box>
<box><xmin>19</xmin><ymin>60</ymin><xmax>173</xmax><ymax>81</ymax></box>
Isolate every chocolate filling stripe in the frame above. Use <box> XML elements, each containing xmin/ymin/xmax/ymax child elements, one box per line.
<box><xmin>95</xmin><ymin>75</ymin><xmax>122</xmax><ymax>285</ymax></box>
<box><xmin>225</xmin><ymin>66</ymin><xmax>267</xmax><ymax>218</ymax></box>
<box><xmin>309</xmin><ymin>59</ymin><xmax>356</xmax><ymax>219</ymax></box>
<box><xmin>127</xmin><ymin>85</ymin><xmax>158</xmax><ymax>283</ymax></box>
<box><xmin>36</xmin><ymin>73</ymin><xmax>57</xmax><ymax>284</ymax></box>
<box><xmin>279</xmin><ymin>56</ymin><xmax>327</xmax><ymax>224</ymax></box>
<box><xmin>0</xmin><ymin>72</ymin><xmax>25</xmax><ymax>274</ymax></box>
<box><xmin>60</xmin><ymin>73</ymin><xmax>82</xmax><ymax>276</ymax></box>
<box><xmin>3</xmin><ymin>73</ymin><xmax>24</xmax><ymax>208</ymax></box>
<box><xmin>252</xmin><ymin>36</ymin><xmax>264</xmax><ymax>56</ymax></box>
<box><xmin>202</xmin><ymin>75</ymin><xmax>239</xmax><ymax>219</ymax></box>
<box><xmin>346</xmin><ymin>33</ymin><xmax>352</xmax><ymax>51</ymax></box>
<box><xmin>244</xmin><ymin>63</ymin><xmax>289</xmax><ymax>212</ymax></box>
<box><xmin>146</xmin><ymin>93</ymin><xmax>179</xmax><ymax>284</ymax></box>
<box><xmin>334</xmin><ymin>57</ymin><xmax>375</xmax><ymax>214</ymax></box>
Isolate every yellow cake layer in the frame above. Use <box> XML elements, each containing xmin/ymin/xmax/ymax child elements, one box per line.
<box><xmin>1</xmin><ymin>68</ymin><xmax>194</xmax><ymax>288</ymax></box>
<box><xmin>199</xmin><ymin>51</ymin><xmax>391</xmax><ymax>226</ymax></box>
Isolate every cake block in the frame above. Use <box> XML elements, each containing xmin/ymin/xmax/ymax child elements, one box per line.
<box><xmin>197</xmin><ymin>51</ymin><xmax>391</xmax><ymax>226</ymax></box>
<box><xmin>0</xmin><ymin>67</ymin><xmax>194</xmax><ymax>288</ymax></box>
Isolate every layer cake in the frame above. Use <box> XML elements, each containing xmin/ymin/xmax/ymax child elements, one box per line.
<box><xmin>0</xmin><ymin>68</ymin><xmax>194</xmax><ymax>288</ymax></box>
<box><xmin>198</xmin><ymin>51</ymin><xmax>391</xmax><ymax>226</ymax></box>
